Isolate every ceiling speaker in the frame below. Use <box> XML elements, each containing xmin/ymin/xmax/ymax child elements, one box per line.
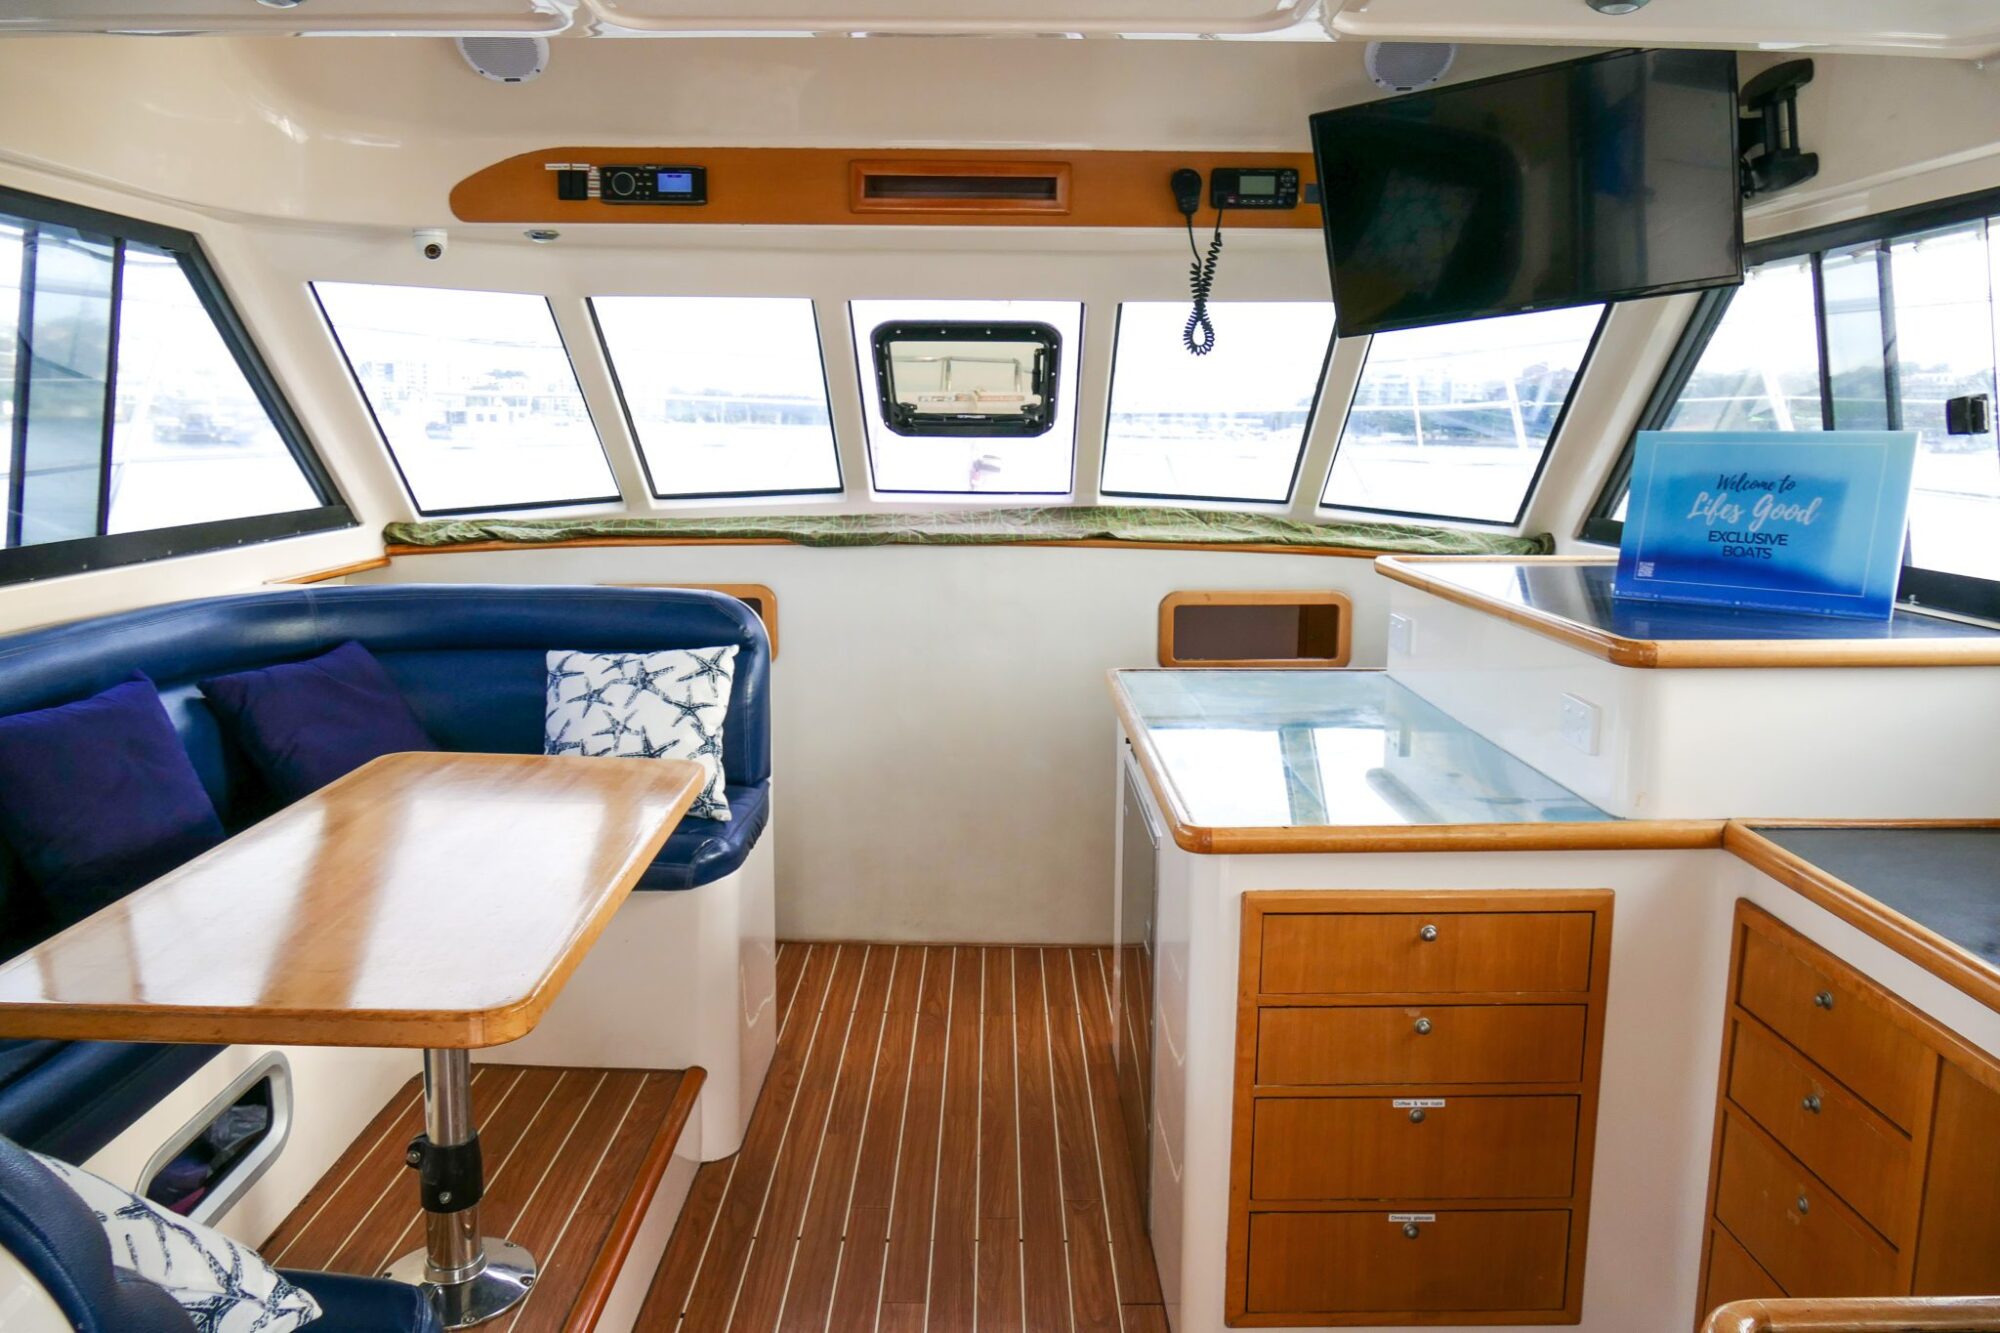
<box><xmin>1364</xmin><ymin>42</ymin><xmax>1456</xmax><ymax>93</ymax></box>
<box><xmin>456</xmin><ymin>36</ymin><xmax>550</xmax><ymax>84</ymax></box>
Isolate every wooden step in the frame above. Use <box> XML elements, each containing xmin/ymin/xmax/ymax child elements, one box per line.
<box><xmin>262</xmin><ymin>1063</ymin><xmax>704</xmax><ymax>1333</ymax></box>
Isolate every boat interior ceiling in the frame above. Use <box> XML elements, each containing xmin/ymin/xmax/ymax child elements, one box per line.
<box><xmin>0</xmin><ymin>3</ymin><xmax>1999</xmax><ymax>1332</ymax></box>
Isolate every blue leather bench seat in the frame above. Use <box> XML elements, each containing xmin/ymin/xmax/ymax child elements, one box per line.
<box><xmin>0</xmin><ymin>584</ymin><xmax>773</xmax><ymax>1159</ymax></box>
<box><xmin>640</xmin><ymin>782</ymin><xmax>770</xmax><ymax>891</ymax></box>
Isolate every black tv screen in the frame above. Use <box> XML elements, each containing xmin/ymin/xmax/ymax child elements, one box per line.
<box><xmin>1311</xmin><ymin>48</ymin><xmax>1743</xmax><ymax>338</ymax></box>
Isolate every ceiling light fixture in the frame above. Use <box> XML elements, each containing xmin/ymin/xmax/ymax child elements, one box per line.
<box><xmin>524</xmin><ymin>229</ymin><xmax>561</xmax><ymax>244</ymax></box>
<box><xmin>255</xmin><ymin>0</ymin><xmax>307</xmax><ymax>8</ymax></box>
<box><xmin>1585</xmin><ymin>0</ymin><xmax>1650</xmax><ymax>13</ymax></box>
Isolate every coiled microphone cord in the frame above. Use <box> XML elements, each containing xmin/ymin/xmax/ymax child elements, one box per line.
<box><xmin>1184</xmin><ymin>206</ymin><xmax>1224</xmax><ymax>355</ymax></box>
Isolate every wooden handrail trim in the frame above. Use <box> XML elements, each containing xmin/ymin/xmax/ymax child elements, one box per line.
<box><xmin>1702</xmin><ymin>1296</ymin><xmax>2000</xmax><ymax>1332</ymax></box>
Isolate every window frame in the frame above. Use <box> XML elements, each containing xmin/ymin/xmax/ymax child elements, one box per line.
<box><xmin>586</xmin><ymin>296</ymin><xmax>845</xmax><ymax>502</ymax></box>
<box><xmin>1582</xmin><ymin>183</ymin><xmax>2000</xmax><ymax>621</ymax></box>
<box><xmin>312</xmin><ymin>283</ymin><xmax>622</xmax><ymax>518</ymax></box>
<box><xmin>0</xmin><ymin>185</ymin><xmax>351</xmax><ymax>587</ymax></box>
<box><xmin>1320</xmin><ymin>304</ymin><xmax>1611</xmax><ymax>527</ymax></box>
<box><xmin>1097</xmin><ymin>301</ymin><xmax>1338</xmax><ymax>508</ymax></box>
<box><xmin>848</xmin><ymin>298</ymin><xmax>1085</xmax><ymax>499</ymax></box>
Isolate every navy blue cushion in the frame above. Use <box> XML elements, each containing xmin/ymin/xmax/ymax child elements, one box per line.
<box><xmin>283</xmin><ymin>1269</ymin><xmax>442</xmax><ymax>1333</ymax></box>
<box><xmin>200</xmin><ymin>641</ymin><xmax>438</xmax><ymax>803</ymax></box>
<box><xmin>0</xmin><ymin>1135</ymin><xmax>194</xmax><ymax>1332</ymax></box>
<box><xmin>0</xmin><ymin>1041</ymin><xmax>221</xmax><ymax>1163</ymax></box>
<box><xmin>638</xmin><ymin>781</ymin><xmax>770</xmax><ymax>891</ymax></box>
<box><xmin>0</xmin><ymin>677</ymin><xmax>224</xmax><ymax>927</ymax></box>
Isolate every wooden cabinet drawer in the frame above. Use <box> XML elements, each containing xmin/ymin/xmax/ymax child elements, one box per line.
<box><xmin>1737</xmin><ymin>928</ymin><xmax>1929</xmax><ymax>1130</ymax></box>
<box><xmin>1251</xmin><ymin>1096</ymin><xmax>1578</xmax><ymax>1201</ymax></box>
<box><xmin>1702</xmin><ymin>1224</ymin><xmax>1785</xmax><ymax>1320</ymax></box>
<box><xmin>1257</xmin><ymin>1005</ymin><xmax>1587</xmax><ymax>1087</ymax></box>
<box><xmin>1726</xmin><ymin>1018</ymin><xmax>1911</xmax><ymax>1238</ymax></box>
<box><xmin>1713</xmin><ymin>1112</ymin><xmax>1897</xmax><ymax>1299</ymax></box>
<box><xmin>1260</xmin><ymin>911</ymin><xmax>1596</xmax><ymax>995</ymax></box>
<box><xmin>1245</xmin><ymin>1209</ymin><xmax>1570</xmax><ymax>1316</ymax></box>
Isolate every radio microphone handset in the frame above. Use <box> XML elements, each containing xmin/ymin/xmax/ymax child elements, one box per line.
<box><xmin>1172</xmin><ymin>168</ymin><xmax>1224</xmax><ymax>356</ymax></box>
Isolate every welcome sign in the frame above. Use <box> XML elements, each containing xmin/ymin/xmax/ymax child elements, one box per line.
<box><xmin>1615</xmin><ymin>431</ymin><xmax>1917</xmax><ymax>619</ymax></box>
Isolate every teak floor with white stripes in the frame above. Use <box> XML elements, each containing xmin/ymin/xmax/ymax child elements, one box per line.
<box><xmin>640</xmin><ymin>942</ymin><xmax>1165</xmax><ymax>1333</ymax></box>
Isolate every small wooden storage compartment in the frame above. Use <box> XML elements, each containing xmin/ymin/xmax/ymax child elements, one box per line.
<box><xmin>1725</xmin><ymin>1018</ymin><xmax>1909</xmax><ymax>1236</ymax></box>
<box><xmin>1692</xmin><ymin>903</ymin><xmax>2000</xmax><ymax>1328</ymax></box>
<box><xmin>1712</xmin><ymin>1111</ymin><xmax>1897</xmax><ymax>1298</ymax></box>
<box><xmin>1251</xmin><ymin>1096</ymin><xmax>1579</xmax><ymax>1201</ymax></box>
<box><xmin>1256</xmin><ymin>1005</ymin><xmax>1589</xmax><ymax>1087</ymax></box>
<box><xmin>1259</xmin><ymin>910</ymin><xmax>1597</xmax><ymax>996</ymax></box>
<box><xmin>1229</xmin><ymin>890</ymin><xmax>1612</xmax><ymax>1327</ymax></box>
<box><xmin>1244</xmin><ymin>1210</ymin><xmax>1571</xmax><ymax>1317</ymax></box>
<box><xmin>1736</xmin><ymin>927</ymin><xmax>1929</xmax><ymax>1130</ymax></box>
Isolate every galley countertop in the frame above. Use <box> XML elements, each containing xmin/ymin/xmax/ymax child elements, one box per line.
<box><xmin>1374</xmin><ymin>556</ymin><xmax>2000</xmax><ymax>669</ymax></box>
<box><xmin>1728</xmin><ymin>822</ymin><xmax>2000</xmax><ymax>1014</ymax></box>
<box><xmin>1109</xmin><ymin>669</ymin><xmax>1721</xmax><ymax>854</ymax></box>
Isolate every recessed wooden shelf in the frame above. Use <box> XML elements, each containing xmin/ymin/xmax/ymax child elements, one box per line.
<box><xmin>1158</xmin><ymin>590</ymin><xmax>1352</xmax><ymax>668</ymax></box>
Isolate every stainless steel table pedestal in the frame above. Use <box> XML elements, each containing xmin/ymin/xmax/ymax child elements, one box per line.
<box><xmin>383</xmin><ymin>1049</ymin><xmax>538</xmax><ymax>1328</ymax></box>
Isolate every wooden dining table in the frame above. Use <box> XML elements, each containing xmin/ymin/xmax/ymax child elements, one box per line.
<box><xmin>0</xmin><ymin>750</ymin><xmax>706</xmax><ymax>1329</ymax></box>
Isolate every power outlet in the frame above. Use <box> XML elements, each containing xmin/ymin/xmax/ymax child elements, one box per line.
<box><xmin>1388</xmin><ymin>612</ymin><xmax>1416</xmax><ymax>658</ymax></box>
<box><xmin>1559</xmin><ymin>692</ymin><xmax>1602</xmax><ymax>756</ymax></box>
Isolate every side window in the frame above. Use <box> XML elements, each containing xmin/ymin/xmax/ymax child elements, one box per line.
<box><xmin>592</xmin><ymin>296</ymin><xmax>841</xmax><ymax>500</ymax></box>
<box><xmin>314</xmin><ymin>283</ymin><xmax>618</xmax><ymax>515</ymax></box>
<box><xmin>1100</xmin><ymin>302</ymin><xmax>1336</xmax><ymax>505</ymax></box>
<box><xmin>849</xmin><ymin>298</ymin><xmax>1082</xmax><ymax>495</ymax></box>
<box><xmin>1322</xmin><ymin>304</ymin><xmax>1605</xmax><ymax>525</ymax></box>
<box><xmin>0</xmin><ymin>193</ymin><xmax>344</xmax><ymax>579</ymax></box>
<box><xmin>1591</xmin><ymin>207</ymin><xmax>2000</xmax><ymax>607</ymax></box>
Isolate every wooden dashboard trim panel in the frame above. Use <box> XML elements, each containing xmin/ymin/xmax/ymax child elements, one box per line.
<box><xmin>384</xmin><ymin>536</ymin><xmax>1390</xmax><ymax>559</ymax></box>
<box><xmin>451</xmin><ymin>148</ymin><xmax>1318</xmax><ymax>228</ymax></box>
<box><xmin>1373</xmin><ymin>556</ymin><xmax>2000</xmax><ymax>669</ymax></box>
<box><xmin>271</xmin><ymin>556</ymin><xmax>391</xmax><ymax>584</ymax></box>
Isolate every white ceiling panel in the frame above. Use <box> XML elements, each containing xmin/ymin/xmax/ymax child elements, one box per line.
<box><xmin>579</xmin><ymin>0</ymin><xmax>1308</xmax><ymax>36</ymax></box>
<box><xmin>1322</xmin><ymin>0</ymin><xmax>2000</xmax><ymax>60</ymax></box>
<box><xmin>0</xmin><ymin>0</ymin><xmax>573</xmax><ymax>36</ymax></box>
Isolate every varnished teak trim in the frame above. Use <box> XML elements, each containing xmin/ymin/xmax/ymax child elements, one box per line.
<box><xmin>452</xmin><ymin>148</ymin><xmax>1317</xmax><ymax>228</ymax></box>
<box><xmin>385</xmin><ymin>536</ymin><xmax>1389</xmax><ymax>559</ymax></box>
<box><xmin>1703</xmin><ymin>1295</ymin><xmax>2000</xmax><ymax>1331</ymax></box>
<box><xmin>1374</xmin><ymin>556</ymin><xmax>2000</xmax><ymax>669</ymax></box>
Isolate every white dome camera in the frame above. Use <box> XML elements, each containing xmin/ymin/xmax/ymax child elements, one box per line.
<box><xmin>413</xmin><ymin>228</ymin><xmax>448</xmax><ymax>261</ymax></box>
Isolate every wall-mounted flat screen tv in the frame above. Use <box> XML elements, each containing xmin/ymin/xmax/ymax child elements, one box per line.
<box><xmin>1311</xmin><ymin>48</ymin><xmax>1744</xmax><ymax>339</ymax></box>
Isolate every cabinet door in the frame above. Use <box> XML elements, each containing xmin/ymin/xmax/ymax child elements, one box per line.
<box><xmin>1914</xmin><ymin>1060</ymin><xmax>2000</xmax><ymax>1295</ymax></box>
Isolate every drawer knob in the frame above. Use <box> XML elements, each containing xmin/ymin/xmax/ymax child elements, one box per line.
<box><xmin>1409</xmin><ymin>1108</ymin><xmax>1427</xmax><ymax>1124</ymax></box>
<box><xmin>1413</xmin><ymin>1017</ymin><xmax>1433</xmax><ymax>1036</ymax></box>
<box><xmin>1802</xmin><ymin>1093</ymin><xmax>1823</xmax><ymax>1115</ymax></box>
<box><xmin>1402</xmin><ymin>1222</ymin><xmax>1421</xmax><ymax>1240</ymax></box>
<box><xmin>1419</xmin><ymin>924</ymin><xmax>1439</xmax><ymax>942</ymax></box>
<box><xmin>1813</xmin><ymin>990</ymin><xmax>1836</xmax><ymax>1010</ymax></box>
<box><xmin>1796</xmin><ymin>1194</ymin><xmax>1811</xmax><ymax>1215</ymax></box>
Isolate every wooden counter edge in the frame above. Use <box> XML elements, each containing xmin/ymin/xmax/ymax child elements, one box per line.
<box><xmin>1107</xmin><ymin>670</ymin><xmax>1724</xmax><ymax>856</ymax></box>
<box><xmin>1374</xmin><ymin>555</ymin><xmax>2000</xmax><ymax>669</ymax></box>
<box><xmin>1724</xmin><ymin>820</ymin><xmax>2000</xmax><ymax>1016</ymax></box>
<box><xmin>0</xmin><ymin>756</ymin><xmax>707</xmax><ymax>1051</ymax></box>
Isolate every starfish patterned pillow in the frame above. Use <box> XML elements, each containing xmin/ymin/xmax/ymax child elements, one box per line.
<box><xmin>544</xmin><ymin>648</ymin><xmax>737</xmax><ymax>821</ymax></box>
<box><xmin>31</xmin><ymin>1151</ymin><xmax>322</xmax><ymax>1333</ymax></box>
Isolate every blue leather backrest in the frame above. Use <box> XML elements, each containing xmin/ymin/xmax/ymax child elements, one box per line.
<box><xmin>0</xmin><ymin>1136</ymin><xmax>194</xmax><ymax>1332</ymax></box>
<box><xmin>0</xmin><ymin>584</ymin><xmax>771</xmax><ymax>952</ymax></box>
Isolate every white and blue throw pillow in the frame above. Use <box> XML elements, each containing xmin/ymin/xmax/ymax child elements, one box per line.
<box><xmin>33</xmin><ymin>1152</ymin><xmax>321</xmax><ymax>1333</ymax></box>
<box><xmin>544</xmin><ymin>648</ymin><xmax>737</xmax><ymax>822</ymax></box>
